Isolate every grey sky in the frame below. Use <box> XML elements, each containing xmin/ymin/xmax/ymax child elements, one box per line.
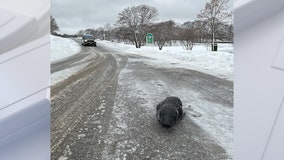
<box><xmin>51</xmin><ymin>0</ymin><xmax>233</xmax><ymax>34</ymax></box>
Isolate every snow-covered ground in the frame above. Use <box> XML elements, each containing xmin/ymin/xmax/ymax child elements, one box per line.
<box><xmin>98</xmin><ymin>40</ymin><xmax>233</xmax><ymax>81</ymax></box>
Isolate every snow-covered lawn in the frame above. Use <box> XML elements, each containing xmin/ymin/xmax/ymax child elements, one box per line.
<box><xmin>98</xmin><ymin>41</ymin><xmax>233</xmax><ymax>81</ymax></box>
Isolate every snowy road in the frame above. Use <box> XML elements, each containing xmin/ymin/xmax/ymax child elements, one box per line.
<box><xmin>51</xmin><ymin>40</ymin><xmax>233</xmax><ymax>160</ymax></box>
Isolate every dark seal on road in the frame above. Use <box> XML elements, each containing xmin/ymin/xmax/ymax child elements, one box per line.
<box><xmin>156</xmin><ymin>97</ymin><xmax>185</xmax><ymax>128</ymax></box>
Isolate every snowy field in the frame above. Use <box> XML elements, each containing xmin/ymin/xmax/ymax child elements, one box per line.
<box><xmin>98</xmin><ymin>40</ymin><xmax>233</xmax><ymax>81</ymax></box>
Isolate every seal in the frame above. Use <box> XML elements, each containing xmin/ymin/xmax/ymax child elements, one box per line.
<box><xmin>156</xmin><ymin>97</ymin><xmax>185</xmax><ymax>128</ymax></box>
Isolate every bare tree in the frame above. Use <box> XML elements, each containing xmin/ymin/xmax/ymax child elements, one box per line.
<box><xmin>50</xmin><ymin>15</ymin><xmax>59</xmax><ymax>35</ymax></box>
<box><xmin>77</xmin><ymin>30</ymin><xmax>84</xmax><ymax>37</ymax></box>
<box><xmin>197</xmin><ymin>0</ymin><xmax>232</xmax><ymax>50</ymax></box>
<box><xmin>84</xmin><ymin>28</ymin><xmax>96</xmax><ymax>36</ymax></box>
<box><xmin>216</xmin><ymin>22</ymin><xmax>233</xmax><ymax>42</ymax></box>
<box><xmin>190</xmin><ymin>20</ymin><xmax>210</xmax><ymax>43</ymax></box>
<box><xmin>152</xmin><ymin>20</ymin><xmax>175</xmax><ymax>50</ymax></box>
<box><xmin>179</xmin><ymin>28</ymin><xmax>197</xmax><ymax>50</ymax></box>
<box><xmin>103</xmin><ymin>23</ymin><xmax>113</xmax><ymax>40</ymax></box>
<box><xmin>114</xmin><ymin>26</ymin><xmax>133</xmax><ymax>43</ymax></box>
<box><xmin>117</xmin><ymin>5</ymin><xmax>158</xmax><ymax>48</ymax></box>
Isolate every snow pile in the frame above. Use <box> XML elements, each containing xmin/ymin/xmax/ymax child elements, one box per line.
<box><xmin>50</xmin><ymin>35</ymin><xmax>81</xmax><ymax>62</ymax></box>
<box><xmin>99</xmin><ymin>41</ymin><xmax>233</xmax><ymax>81</ymax></box>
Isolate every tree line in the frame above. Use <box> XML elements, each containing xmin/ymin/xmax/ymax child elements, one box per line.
<box><xmin>51</xmin><ymin>0</ymin><xmax>233</xmax><ymax>51</ymax></box>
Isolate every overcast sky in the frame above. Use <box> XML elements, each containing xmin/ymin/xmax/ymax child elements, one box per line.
<box><xmin>51</xmin><ymin>0</ymin><xmax>233</xmax><ymax>34</ymax></box>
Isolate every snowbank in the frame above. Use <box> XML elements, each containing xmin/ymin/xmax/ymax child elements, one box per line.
<box><xmin>50</xmin><ymin>35</ymin><xmax>81</xmax><ymax>62</ymax></box>
<box><xmin>50</xmin><ymin>35</ymin><xmax>83</xmax><ymax>86</ymax></box>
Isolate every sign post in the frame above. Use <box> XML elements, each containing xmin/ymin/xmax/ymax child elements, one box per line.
<box><xmin>146</xmin><ymin>33</ymin><xmax>153</xmax><ymax>44</ymax></box>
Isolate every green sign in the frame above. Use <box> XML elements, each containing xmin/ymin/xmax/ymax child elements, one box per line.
<box><xmin>146</xmin><ymin>33</ymin><xmax>153</xmax><ymax>43</ymax></box>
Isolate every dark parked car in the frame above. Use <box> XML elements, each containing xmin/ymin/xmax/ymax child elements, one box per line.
<box><xmin>81</xmin><ymin>34</ymin><xmax>96</xmax><ymax>46</ymax></box>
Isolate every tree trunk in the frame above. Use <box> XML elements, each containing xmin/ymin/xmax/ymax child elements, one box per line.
<box><xmin>212</xmin><ymin>18</ymin><xmax>215</xmax><ymax>51</ymax></box>
<box><xmin>134</xmin><ymin>31</ymin><xmax>139</xmax><ymax>48</ymax></box>
<box><xmin>134</xmin><ymin>40</ymin><xmax>139</xmax><ymax>48</ymax></box>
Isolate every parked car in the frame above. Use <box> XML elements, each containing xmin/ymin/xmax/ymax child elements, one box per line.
<box><xmin>81</xmin><ymin>34</ymin><xmax>96</xmax><ymax>46</ymax></box>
